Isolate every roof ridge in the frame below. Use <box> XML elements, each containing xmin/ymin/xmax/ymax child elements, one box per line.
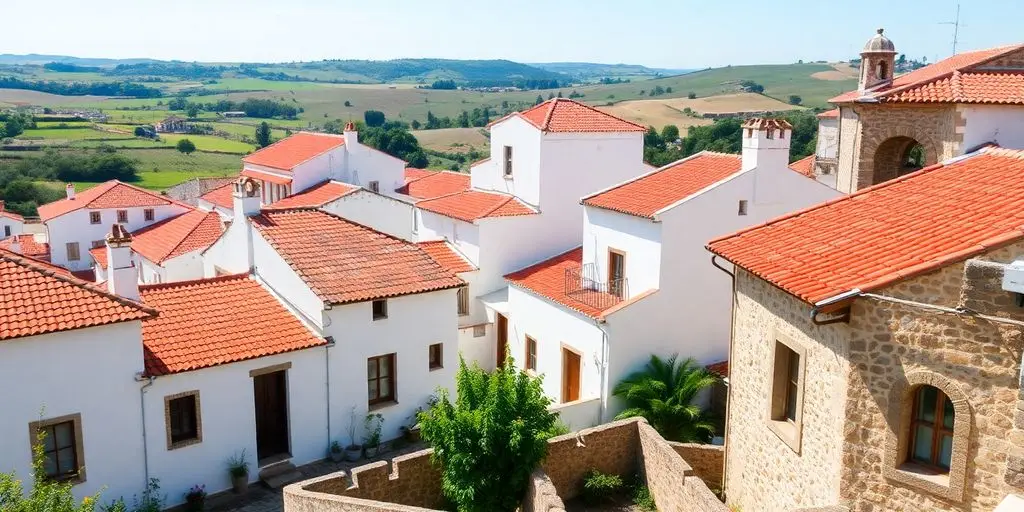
<box><xmin>874</xmin><ymin>44</ymin><xmax>1024</xmax><ymax>101</ymax></box>
<box><xmin>505</xmin><ymin>246</ymin><xmax>583</xmax><ymax>279</ymax></box>
<box><xmin>160</xmin><ymin>210</ymin><xmax>221</xmax><ymax>262</ymax></box>
<box><xmin>0</xmin><ymin>248</ymin><xmax>159</xmax><ymax>317</ymax></box>
<box><xmin>480</xmin><ymin>195</ymin><xmax>517</xmax><ymax>218</ymax></box>
<box><xmin>541</xmin><ymin>99</ymin><xmax>559</xmax><ymax>130</ymax></box>
<box><xmin>243</xmin><ymin>131</ymin><xmax>346</xmax><ymax>170</ymax></box>
<box><xmin>560</xmin><ymin>98</ymin><xmax>648</xmax><ymax>131</ymax></box>
<box><xmin>582</xmin><ymin>151</ymin><xmax>734</xmax><ymax>204</ymax></box>
<box><xmin>951</xmin><ymin>70</ymin><xmax>964</xmax><ymax>102</ymax></box>
<box><xmin>139</xmin><ymin>272</ymin><xmax>250</xmax><ymax>292</ymax></box>
<box><xmin>402</xmin><ymin>170</ymin><xmax>441</xmax><ymax>186</ymax></box>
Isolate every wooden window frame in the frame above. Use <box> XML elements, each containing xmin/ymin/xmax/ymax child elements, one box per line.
<box><xmin>368</xmin><ymin>181</ymin><xmax>379</xmax><ymax>193</ymax></box>
<box><xmin>907</xmin><ymin>386</ymin><xmax>955</xmax><ymax>471</ymax></box>
<box><xmin>428</xmin><ymin>343</ymin><xmax>443</xmax><ymax>370</ymax></box>
<box><xmin>608</xmin><ymin>248</ymin><xmax>626</xmax><ymax>298</ymax></box>
<box><xmin>116</xmin><ymin>210</ymin><xmax>128</xmax><ymax>223</ymax></box>
<box><xmin>29</xmin><ymin>413</ymin><xmax>86</xmax><ymax>485</ymax></box>
<box><xmin>766</xmin><ymin>331</ymin><xmax>806</xmax><ymax>453</ymax></box>
<box><xmin>367</xmin><ymin>353</ymin><xmax>397</xmax><ymax>406</ymax></box>
<box><xmin>371</xmin><ymin>299</ymin><xmax>388</xmax><ymax>320</ymax></box>
<box><xmin>89</xmin><ymin>211</ymin><xmax>101</xmax><ymax>224</ymax></box>
<box><xmin>66</xmin><ymin>242</ymin><xmax>80</xmax><ymax>261</ymax></box>
<box><xmin>457</xmin><ymin>286</ymin><xmax>470</xmax><ymax>316</ymax></box>
<box><xmin>164</xmin><ymin>390</ymin><xmax>202</xmax><ymax>450</ymax></box>
<box><xmin>525</xmin><ymin>336</ymin><xmax>537</xmax><ymax>372</ymax></box>
<box><xmin>503</xmin><ymin>145</ymin><xmax>513</xmax><ymax>178</ymax></box>
<box><xmin>144</xmin><ymin>208</ymin><xmax>155</xmax><ymax>221</ymax></box>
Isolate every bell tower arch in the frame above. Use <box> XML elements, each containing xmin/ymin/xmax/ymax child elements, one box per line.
<box><xmin>859</xmin><ymin>28</ymin><xmax>897</xmax><ymax>93</ymax></box>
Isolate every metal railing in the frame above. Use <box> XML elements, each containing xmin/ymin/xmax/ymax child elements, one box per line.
<box><xmin>564</xmin><ymin>263</ymin><xmax>627</xmax><ymax>311</ymax></box>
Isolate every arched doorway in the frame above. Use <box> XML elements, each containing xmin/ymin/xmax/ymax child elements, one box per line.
<box><xmin>873</xmin><ymin>136</ymin><xmax>926</xmax><ymax>184</ymax></box>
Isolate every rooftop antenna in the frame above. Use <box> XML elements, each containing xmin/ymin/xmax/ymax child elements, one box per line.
<box><xmin>938</xmin><ymin>3</ymin><xmax>965</xmax><ymax>55</ymax></box>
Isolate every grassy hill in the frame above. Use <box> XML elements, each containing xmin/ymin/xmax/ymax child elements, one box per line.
<box><xmin>530</xmin><ymin>62</ymin><xmax>691</xmax><ymax>80</ymax></box>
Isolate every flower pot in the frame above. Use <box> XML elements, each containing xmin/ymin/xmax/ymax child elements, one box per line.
<box><xmin>365</xmin><ymin>444</ymin><xmax>380</xmax><ymax>458</ymax></box>
<box><xmin>406</xmin><ymin>425</ymin><xmax>421</xmax><ymax>443</ymax></box>
<box><xmin>344</xmin><ymin>445</ymin><xmax>363</xmax><ymax>462</ymax></box>
<box><xmin>231</xmin><ymin>474</ymin><xmax>248</xmax><ymax>494</ymax></box>
<box><xmin>330</xmin><ymin>450</ymin><xmax>345</xmax><ymax>463</ymax></box>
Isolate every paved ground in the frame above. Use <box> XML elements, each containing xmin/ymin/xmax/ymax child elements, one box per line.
<box><xmin>207</xmin><ymin>441</ymin><xmax>427</xmax><ymax>512</ymax></box>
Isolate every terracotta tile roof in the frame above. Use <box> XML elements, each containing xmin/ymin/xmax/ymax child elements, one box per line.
<box><xmin>831</xmin><ymin>44</ymin><xmax>1024</xmax><ymax>104</ymax></box>
<box><xmin>492</xmin><ymin>98</ymin><xmax>646</xmax><ymax>133</ymax></box>
<box><xmin>199</xmin><ymin>182</ymin><xmax>235</xmax><ymax>210</ymax></box>
<box><xmin>505</xmin><ymin>247</ymin><xmax>622</xmax><ymax>319</ymax></box>
<box><xmin>706</xmin><ymin>360</ymin><xmax>729</xmax><ymax>378</ymax></box>
<box><xmin>707</xmin><ymin>147</ymin><xmax>1024</xmax><ymax>305</ymax></box>
<box><xmin>404</xmin><ymin>168</ymin><xmax>435</xmax><ymax>183</ymax></box>
<box><xmin>0</xmin><ymin>248</ymin><xmax>156</xmax><ymax>341</ymax></box>
<box><xmin>0</xmin><ymin>235</ymin><xmax>49</xmax><ymax>261</ymax></box>
<box><xmin>70</xmin><ymin>269</ymin><xmax>96</xmax><ymax>282</ymax></box>
<box><xmin>0</xmin><ymin>201</ymin><xmax>24</xmax><ymax>222</ymax></box>
<box><xmin>130</xmin><ymin>210</ymin><xmax>224</xmax><ymax>264</ymax></box>
<box><xmin>265</xmin><ymin>180</ymin><xmax>359</xmax><ymax>210</ymax></box>
<box><xmin>817</xmin><ymin>109</ymin><xmax>840</xmax><ymax>119</ymax></box>
<box><xmin>139</xmin><ymin>274</ymin><xmax>325</xmax><ymax>376</ymax></box>
<box><xmin>89</xmin><ymin>246</ymin><xmax>108</xmax><ymax>269</ymax></box>
<box><xmin>582</xmin><ymin>152</ymin><xmax>743</xmax><ymax>219</ymax></box>
<box><xmin>38</xmin><ymin>181</ymin><xmax>178</xmax><ymax>221</ymax></box>
<box><xmin>397</xmin><ymin>170</ymin><xmax>471</xmax><ymax>199</ymax></box>
<box><xmin>418</xmin><ymin>240</ymin><xmax>476</xmax><ymax>274</ymax></box>
<box><xmin>242</xmin><ymin>132</ymin><xmax>345</xmax><ymax>171</ymax></box>
<box><xmin>789</xmin><ymin>155</ymin><xmax>816</xmax><ymax>178</ymax></box>
<box><xmin>241</xmin><ymin>168</ymin><xmax>293</xmax><ymax>185</ymax></box>
<box><xmin>252</xmin><ymin>209</ymin><xmax>464</xmax><ymax>304</ymax></box>
<box><xmin>417</xmin><ymin>189</ymin><xmax>537</xmax><ymax>223</ymax></box>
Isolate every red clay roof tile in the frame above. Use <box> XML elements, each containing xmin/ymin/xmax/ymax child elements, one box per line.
<box><xmin>789</xmin><ymin>155</ymin><xmax>816</xmax><ymax>178</ymax></box>
<box><xmin>252</xmin><ymin>209</ymin><xmax>464</xmax><ymax>304</ymax></box>
<box><xmin>418</xmin><ymin>240</ymin><xmax>476</xmax><ymax>274</ymax></box>
<box><xmin>241</xmin><ymin>168</ymin><xmax>293</xmax><ymax>185</ymax></box>
<box><xmin>707</xmin><ymin>147</ymin><xmax>1024</xmax><ymax>305</ymax></box>
<box><xmin>38</xmin><ymin>181</ymin><xmax>178</xmax><ymax>221</ymax></box>
<box><xmin>416</xmin><ymin>190</ymin><xmax>537</xmax><ymax>223</ymax></box>
<box><xmin>199</xmin><ymin>181</ymin><xmax>235</xmax><ymax>210</ymax></box>
<box><xmin>582</xmin><ymin>152</ymin><xmax>743</xmax><ymax>219</ymax></box>
<box><xmin>265</xmin><ymin>180</ymin><xmax>359</xmax><ymax>210</ymax></box>
<box><xmin>706</xmin><ymin>360</ymin><xmax>729</xmax><ymax>378</ymax></box>
<box><xmin>140</xmin><ymin>274</ymin><xmax>325</xmax><ymax>376</ymax></box>
<box><xmin>492</xmin><ymin>98</ymin><xmax>646</xmax><ymax>133</ymax></box>
<box><xmin>0</xmin><ymin>248</ymin><xmax>156</xmax><ymax>341</ymax></box>
<box><xmin>0</xmin><ymin>235</ymin><xmax>49</xmax><ymax>261</ymax></box>
<box><xmin>505</xmin><ymin>247</ymin><xmax>623</xmax><ymax>319</ymax></box>
<box><xmin>817</xmin><ymin>109</ymin><xmax>840</xmax><ymax>119</ymax></box>
<box><xmin>397</xmin><ymin>170</ymin><xmax>471</xmax><ymax>199</ymax></box>
<box><xmin>89</xmin><ymin>246</ymin><xmax>108</xmax><ymax>269</ymax></box>
<box><xmin>130</xmin><ymin>210</ymin><xmax>224</xmax><ymax>264</ymax></box>
<box><xmin>242</xmin><ymin>132</ymin><xmax>345</xmax><ymax>171</ymax></box>
<box><xmin>403</xmin><ymin>168</ymin><xmax>435</xmax><ymax>183</ymax></box>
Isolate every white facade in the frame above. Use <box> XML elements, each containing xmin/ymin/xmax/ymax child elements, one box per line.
<box><xmin>815</xmin><ymin>116</ymin><xmax>839</xmax><ymax>160</ymax></box>
<box><xmin>1</xmin><ymin>214</ymin><xmax>23</xmax><ymax>240</ymax></box>
<box><xmin>962</xmin><ymin>105</ymin><xmax>1024</xmax><ymax>151</ymax></box>
<box><xmin>321</xmin><ymin>190</ymin><xmax>416</xmax><ymax>241</ymax></box>
<box><xmin>137</xmin><ymin>249</ymin><xmax>205</xmax><ymax>285</ymax></box>
<box><xmin>46</xmin><ymin>204</ymin><xmax>189</xmax><ymax>271</ymax></box>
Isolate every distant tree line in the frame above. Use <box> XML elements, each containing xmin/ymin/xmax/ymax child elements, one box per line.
<box><xmin>0</xmin><ymin>112</ymin><xmax>35</xmax><ymax>138</ymax></box>
<box><xmin>420</xmin><ymin>107</ymin><xmax>493</xmax><ymax>130</ymax></box>
<box><xmin>107</xmin><ymin>62</ymin><xmax>227</xmax><ymax>80</ymax></box>
<box><xmin>166</xmin><ymin>97</ymin><xmax>300</xmax><ymax>119</ymax></box>
<box><xmin>429</xmin><ymin>79</ymin><xmax>458</xmax><ymax>90</ymax></box>
<box><xmin>42</xmin><ymin>62</ymin><xmax>101</xmax><ymax>73</ymax></box>
<box><xmin>0</xmin><ymin>76</ymin><xmax>162</xmax><ymax>98</ymax></box>
<box><xmin>599</xmin><ymin>77</ymin><xmax>630</xmax><ymax>84</ymax></box>
<box><xmin>323</xmin><ymin>113</ymin><xmax>429</xmax><ymax>167</ymax></box>
<box><xmin>0</xmin><ymin>148</ymin><xmax>141</xmax><ymax>216</ymax></box>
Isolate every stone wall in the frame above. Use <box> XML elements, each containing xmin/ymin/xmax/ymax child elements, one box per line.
<box><xmin>521</xmin><ymin>468</ymin><xmax>566</xmax><ymax>512</ymax></box>
<box><xmin>671</xmin><ymin>442</ymin><xmax>724</xmax><ymax>487</ymax></box>
<box><xmin>540</xmin><ymin>419</ymin><xmax>640</xmax><ymax>499</ymax></box>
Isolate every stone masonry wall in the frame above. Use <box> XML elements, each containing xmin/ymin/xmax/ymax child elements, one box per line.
<box><xmin>541</xmin><ymin>419</ymin><xmax>640</xmax><ymax>499</ymax></box>
<box><xmin>724</xmin><ymin>269</ymin><xmax>850</xmax><ymax>511</ymax></box>
<box><xmin>839</xmin><ymin>241</ymin><xmax>1024</xmax><ymax>511</ymax></box>
<box><xmin>637</xmin><ymin>421</ymin><xmax>728</xmax><ymax>512</ymax></box>
<box><xmin>670</xmin><ymin>442</ymin><xmax>724</xmax><ymax>487</ymax></box>
<box><xmin>521</xmin><ymin>468</ymin><xmax>566</xmax><ymax>512</ymax></box>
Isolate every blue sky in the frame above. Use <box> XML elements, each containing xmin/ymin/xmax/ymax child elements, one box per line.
<box><xmin>3</xmin><ymin>0</ymin><xmax>1021</xmax><ymax>68</ymax></box>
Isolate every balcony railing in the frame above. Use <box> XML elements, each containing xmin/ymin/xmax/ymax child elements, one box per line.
<box><xmin>564</xmin><ymin>263</ymin><xmax>628</xmax><ymax>311</ymax></box>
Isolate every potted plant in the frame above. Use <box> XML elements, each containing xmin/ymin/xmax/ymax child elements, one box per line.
<box><xmin>329</xmin><ymin>440</ymin><xmax>344</xmax><ymax>462</ymax></box>
<box><xmin>344</xmin><ymin>407</ymin><xmax>363</xmax><ymax>461</ymax></box>
<box><xmin>184</xmin><ymin>484</ymin><xmax>206</xmax><ymax>512</ymax></box>
<box><xmin>363</xmin><ymin>413</ymin><xmax>384</xmax><ymax>457</ymax></box>
<box><xmin>227</xmin><ymin>450</ymin><xmax>249</xmax><ymax>494</ymax></box>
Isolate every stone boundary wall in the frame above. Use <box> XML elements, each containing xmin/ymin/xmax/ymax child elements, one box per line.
<box><xmin>638</xmin><ymin>422</ymin><xmax>728</xmax><ymax>512</ymax></box>
<box><xmin>541</xmin><ymin>418</ymin><xmax>641</xmax><ymax>499</ymax></box>
<box><xmin>521</xmin><ymin>468</ymin><xmax>566</xmax><ymax>512</ymax></box>
<box><xmin>670</xmin><ymin>442</ymin><xmax>724</xmax><ymax>487</ymax></box>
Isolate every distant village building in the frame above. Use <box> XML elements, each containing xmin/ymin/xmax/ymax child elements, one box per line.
<box><xmin>154</xmin><ymin>116</ymin><xmax>190</xmax><ymax>134</ymax></box>
<box><xmin>0</xmin><ymin>200</ymin><xmax>24</xmax><ymax>239</ymax></box>
<box><xmin>163</xmin><ymin>177</ymin><xmax>237</xmax><ymax>206</ymax></box>
<box><xmin>221</xmin><ymin>111</ymin><xmax>247</xmax><ymax>118</ymax></box>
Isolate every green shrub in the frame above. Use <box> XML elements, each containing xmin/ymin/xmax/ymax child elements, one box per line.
<box><xmin>581</xmin><ymin>469</ymin><xmax>623</xmax><ymax>504</ymax></box>
<box><xmin>0</xmin><ymin>429</ymin><xmax>102</xmax><ymax>511</ymax></box>
<box><xmin>632</xmin><ymin>484</ymin><xmax>656</xmax><ymax>511</ymax></box>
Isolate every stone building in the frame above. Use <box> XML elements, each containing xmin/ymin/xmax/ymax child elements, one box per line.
<box><xmin>830</xmin><ymin>30</ymin><xmax>1024</xmax><ymax>194</ymax></box>
<box><xmin>707</xmin><ymin>147</ymin><xmax>1024</xmax><ymax>511</ymax></box>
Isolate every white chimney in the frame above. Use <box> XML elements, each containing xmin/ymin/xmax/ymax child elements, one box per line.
<box><xmin>343</xmin><ymin>122</ymin><xmax>358</xmax><ymax>148</ymax></box>
<box><xmin>105</xmin><ymin>224</ymin><xmax>139</xmax><ymax>301</ymax></box>
<box><xmin>741</xmin><ymin>118</ymin><xmax>792</xmax><ymax>172</ymax></box>
<box><xmin>233</xmin><ymin>176</ymin><xmax>262</xmax><ymax>218</ymax></box>
<box><xmin>65</xmin><ymin>183</ymin><xmax>76</xmax><ymax>200</ymax></box>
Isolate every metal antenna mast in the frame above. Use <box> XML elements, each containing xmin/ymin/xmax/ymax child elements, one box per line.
<box><xmin>939</xmin><ymin>3</ymin><xmax>964</xmax><ymax>55</ymax></box>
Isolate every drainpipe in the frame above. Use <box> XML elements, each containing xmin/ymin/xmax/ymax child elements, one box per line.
<box><xmin>592</xmin><ymin>319</ymin><xmax>610</xmax><ymax>426</ymax></box>
<box><xmin>135</xmin><ymin>373</ymin><xmax>156</xmax><ymax>487</ymax></box>
<box><xmin>709</xmin><ymin>254</ymin><xmax>735</xmax><ymax>492</ymax></box>
<box><xmin>324</xmin><ymin>336</ymin><xmax>335</xmax><ymax>451</ymax></box>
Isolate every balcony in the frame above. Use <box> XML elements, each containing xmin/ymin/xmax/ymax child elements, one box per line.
<box><xmin>564</xmin><ymin>262</ymin><xmax>628</xmax><ymax>311</ymax></box>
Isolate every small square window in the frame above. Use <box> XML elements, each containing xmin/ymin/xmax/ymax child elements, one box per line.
<box><xmin>372</xmin><ymin>299</ymin><xmax>388</xmax><ymax>320</ymax></box>
<box><xmin>525</xmin><ymin>336</ymin><xmax>537</xmax><ymax>371</ymax></box>
<box><xmin>89</xmin><ymin>212</ymin><xmax>101</xmax><ymax>224</ymax></box>
<box><xmin>368</xmin><ymin>353</ymin><xmax>396</xmax><ymax>405</ymax></box>
<box><xmin>457</xmin><ymin>286</ymin><xmax>470</xmax><ymax>316</ymax></box>
<box><xmin>473</xmin><ymin>325</ymin><xmax>486</xmax><ymax>338</ymax></box>
<box><xmin>116</xmin><ymin>210</ymin><xmax>128</xmax><ymax>223</ymax></box>
<box><xmin>144</xmin><ymin>209</ymin><xmax>155</xmax><ymax>221</ymax></box>
<box><xmin>738</xmin><ymin>200</ymin><xmax>749</xmax><ymax>216</ymax></box>
<box><xmin>369</xmin><ymin>181</ymin><xmax>379</xmax><ymax>193</ymax></box>
<box><xmin>166</xmin><ymin>391</ymin><xmax>202</xmax><ymax>449</ymax></box>
<box><xmin>768</xmin><ymin>333</ymin><xmax>806</xmax><ymax>453</ymax></box>
<box><xmin>66</xmin><ymin>242</ymin><xmax>80</xmax><ymax>261</ymax></box>
<box><xmin>503</xmin><ymin>146</ymin><xmax>513</xmax><ymax>177</ymax></box>
<box><xmin>428</xmin><ymin>343</ymin><xmax>443</xmax><ymax>370</ymax></box>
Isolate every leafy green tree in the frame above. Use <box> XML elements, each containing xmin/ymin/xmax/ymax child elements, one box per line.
<box><xmin>185</xmin><ymin>103</ymin><xmax>200</xmax><ymax>119</ymax></box>
<box><xmin>535</xmin><ymin>95</ymin><xmax>544</xmax><ymax>105</ymax></box>
<box><xmin>0</xmin><ymin>429</ymin><xmax>101</xmax><ymax>511</ymax></box>
<box><xmin>687</xmin><ymin>92</ymin><xmax>697</xmax><ymax>99</ymax></box>
<box><xmin>788</xmin><ymin>95</ymin><xmax>802</xmax><ymax>105</ymax></box>
<box><xmin>255</xmin><ymin>122</ymin><xmax>272</xmax><ymax>148</ymax></box>
<box><xmin>363</xmin><ymin>110</ymin><xmax>386</xmax><ymax>127</ymax></box>
<box><xmin>419</xmin><ymin>356</ymin><xmax>559</xmax><ymax>512</ymax></box>
<box><xmin>344</xmin><ymin>100</ymin><xmax>352</xmax><ymax>107</ymax></box>
<box><xmin>410</xmin><ymin>119</ymin><xmax>421</xmax><ymax>130</ymax></box>
<box><xmin>175</xmin><ymin>138</ymin><xmax>196</xmax><ymax>155</ymax></box>
<box><xmin>613</xmin><ymin>354</ymin><xmax>718</xmax><ymax>443</ymax></box>
<box><xmin>643</xmin><ymin>126</ymin><xmax>663</xmax><ymax>150</ymax></box>
<box><xmin>660</xmin><ymin>124</ymin><xmax>679</xmax><ymax>142</ymax></box>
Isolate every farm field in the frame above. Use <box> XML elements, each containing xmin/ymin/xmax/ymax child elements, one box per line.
<box><xmin>413</xmin><ymin>128</ymin><xmax>490</xmax><ymax>153</ymax></box>
<box><xmin>597</xmin><ymin>101</ymin><xmax>712</xmax><ymax>130</ymax></box>
<box><xmin>664</xmin><ymin>93</ymin><xmax>804</xmax><ymax>114</ymax></box>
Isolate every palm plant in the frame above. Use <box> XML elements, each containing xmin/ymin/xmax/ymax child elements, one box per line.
<box><xmin>613</xmin><ymin>354</ymin><xmax>719</xmax><ymax>443</ymax></box>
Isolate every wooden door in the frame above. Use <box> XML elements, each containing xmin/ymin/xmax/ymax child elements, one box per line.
<box><xmin>496</xmin><ymin>314</ymin><xmax>508</xmax><ymax>368</ymax></box>
<box><xmin>562</xmin><ymin>348</ymin><xmax>581</xmax><ymax>403</ymax></box>
<box><xmin>253</xmin><ymin>370</ymin><xmax>290</xmax><ymax>461</ymax></box>
<box><xmin>608</xmin><ymin>249</ymin><xmax>625</xmax><ymax>298</ymax></box>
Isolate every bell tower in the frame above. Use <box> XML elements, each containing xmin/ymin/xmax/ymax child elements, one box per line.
<box><xmin>859</xmin><ymin>28</ymin><xmax>897</xmax><ymax>93</ymax></box>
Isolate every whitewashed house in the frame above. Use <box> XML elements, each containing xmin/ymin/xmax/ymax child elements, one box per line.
<box><xmin>789</xmin><ymin>109</ymin><xmax>840</xmax><ymax>189</ymax></box>
<box><xmin>38</xmin><ymin>182</ymin><xmax>192</xmax><ymax>271</ymax></box>
<box><xmin>0</xmin><ymin>200</ymin><xmax>24</xmax><ymax>239</ymax></box>
<box><xmin>500</xmin><ymin>119</ymin><xmax>841</xmax><ymax>427</ymax></box>
<box><xmin>266</xmin><ymin>179</ymin><xmax>418</xmax><ymax>241</ymax></box>
<box><xmin>411</xmin><ymin>98</ymin><xmax>651</xmax><ymax>371</ymax></box>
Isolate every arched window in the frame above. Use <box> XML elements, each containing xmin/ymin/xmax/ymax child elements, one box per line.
<box><xmin>908</xmin><ymin>385</ymin><xmax>954</xmax><ymax>470</ymax></box>
<box><xmin>877</xmin><ymin>60</ymin><xmax>889</xmax><ymax>80</ymax></box>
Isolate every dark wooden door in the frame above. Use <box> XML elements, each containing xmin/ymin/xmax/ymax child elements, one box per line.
<box><xmin>496</xmin><ymin>314</ymin><xmax>508</xmax><ymax>368</ymax></box>
<box><xmin>253</xmin><ymin>370</ymin><xmax>290</xmax><ymax>461</ymax></box>
<box><xmin>562</xmin><ymin>348</ymin><xmax>581</xmax><ymax>403</ymax></box>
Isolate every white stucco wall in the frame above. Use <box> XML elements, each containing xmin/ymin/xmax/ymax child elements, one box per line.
<box><xmin>249</xmin><ymin>230</ymin><xmax>325</xmax><ymax>329</ymax></box>
<box><xmin>1</xmin><ymin>216</ymin><xmax>24</xmax><ymax>239</ymax></box>
<box><xmin>582</xmin><ymin>207</ymin><xmax>662</xmax><ymax>299</ymax></box>
<box><xmin>322</xmin><ymin>191</ymin><xmax>415</xmax><ymax>241</ymax></box>
<box><xmin>962</xmin><ymin>105</ymin><xmax>1024</xmax><ymax>151</ymax></box>
<box><xmin>815</xmin><ymin>118</ymin><xmax>839</xmax><ymax>160</ymax></box>
<box><xmin>416</xmin><ymin>210</ymin><xmax>481</xmax><ymax>265</ymax></box>
<box><xmin>472</xmin><ymin>116</ymin><xmax>543</xmax><ymax>205</ymax></box>
<box><xmin>0</xmin><ymin>322</ymin><xmax>147</xmax><ymax>504</ymax></box>
<box><xmin>202</xmin><ymin>216</ymin><xmax>253</xmax><ymax>278</ymax></box>
<box><xmin>144</xmin><ymin>347</ymin><xmax>327</xmax><ymax>508</ymax></box>
<box><xmin>345</xmin><ymin>142</ymin><xmax>406</xmax><ymax>195</ymax></box>
<box><xmin>46</xmin><ymin>204</ymin><xmax>190</xmax><ymax>270</ymax></box>
<box><xmin>324</xmin><ymin>289</ymin><xmax>459</xmax><ymax>443</ymax></box>
<box><xmin>196</xmin><ymin>198</ymin><xmax>233</xmax><ymax>221</ymax></box>
<box><xmin>137</xmin><ymin>250</ymin><xmax>205</xmax><ymax>285</ymax></box>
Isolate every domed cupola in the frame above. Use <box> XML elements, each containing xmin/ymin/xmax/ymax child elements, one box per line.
<box><xmin>859</xmin><ymin>28</ymin><xmax>897</xmax><ymax>92</ymax></box>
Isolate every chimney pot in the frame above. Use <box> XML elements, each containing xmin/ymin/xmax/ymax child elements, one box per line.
<box><xmin>65</xmin><ymin>183</ymin><xmax>76</xmax><ymax>200</ymax></box>
<box><xmin>105</xmin><ymin>223</ymin><xmax>139</xmax><ymax>300</ymax></box>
